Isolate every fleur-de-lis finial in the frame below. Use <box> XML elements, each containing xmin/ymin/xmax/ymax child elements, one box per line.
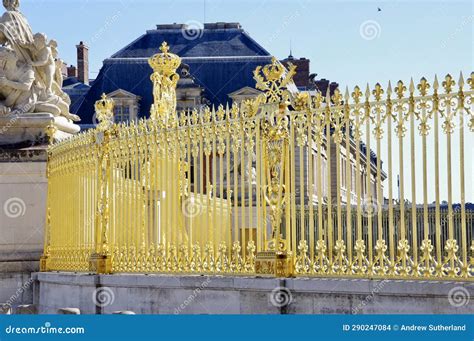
<box><xmin>372</xmin><ymin>83</ymin><xmax>384</xmax><ymax>101</ymax></box>
<box><xmin>417</xmin><ymin>77</ymin><xmax>430</xmax><ymax>96</ymax></box>
<box><xmin>331</xmin><ymin>88</ymin><xmax>342</xmax><ymax>105</ymax></box>
<box><xmin>442</xmin><ymin>74</ymin><xmax>455</xmax><ymax>94</ymax></box>
<box><xmin>468</xmin><ymin>72</ymin><xmax>474</xmax><ymax>90</ymax></box>
<box><xmin>395</xmin><ymin>80</ymin><xmax>406</xmax><ymax>99</ymax></box>
<box><xmin>352</xmin><ymin>85</ymin><xmax>362</xmax><ymax>103</ymax></box>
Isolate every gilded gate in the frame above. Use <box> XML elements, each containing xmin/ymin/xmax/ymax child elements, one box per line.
<box><xmin>41</xmin><ymin>42</ymin><xmax>474</xmax><ymax>280</ymax></box>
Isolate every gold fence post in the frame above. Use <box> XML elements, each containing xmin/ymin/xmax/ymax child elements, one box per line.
<box><xmin>89</xmin><ymin>94</ymin><xmax>115</xmax><ymax>274</ymax></box>
<box><xmin>40</xmin><ymin>125</ymin><xmax>57</xmax><ymax>271</ymax></box>
<box><xmin>254</xmin><ymin>57</ymin><xmax>297</xmax><ymax>277</ymax></box>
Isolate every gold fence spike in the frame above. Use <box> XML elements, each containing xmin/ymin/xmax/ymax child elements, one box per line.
<box><xmin>433</xmin><ymin>74</ymin><xmax>439</xmax><ymax>90</ymax></box>
<box><xmin>387</xmin><ymin>80</ymin><xmax>393</xmax><ymax>97</ymax></box>
<box><xmin>409</xmin><ymin>78</ymin><xmax>415</xmax><ymax>94</ymax></box>
<box><xmin>365</xmin><ymin>83</ymin><xmax>371</xmax><ymax>99</ymax></box>
<box><xmin>458</xmin><ymin>71</ymin><xmax>465</xmax><ymax>88</ymax></box>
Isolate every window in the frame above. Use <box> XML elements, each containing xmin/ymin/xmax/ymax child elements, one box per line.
<box><xmin>351</xmin><ymin>165</ymin><xmax>356</xmax><ymax>191</ymax></box>
<box><xmin>114</xmin><ymin>105</ymin><xmax>131</xmax><ymax>123</ymax></box>
<box><xmin>341</xmin><ymin>157</ymin><xmax>346</xmax><ymax>189</ymax></box>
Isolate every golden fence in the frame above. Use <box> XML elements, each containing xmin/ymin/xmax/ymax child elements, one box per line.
<box><xmin>41</xmin><ymin>42</ymin><xmax>474</xmax><ymax>280</ymax></box>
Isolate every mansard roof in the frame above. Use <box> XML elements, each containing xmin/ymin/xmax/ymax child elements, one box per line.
<box><xmin>111</xmin><ymin>23</ymin><xmax>271</xmax><ymax>58</ymax></box>
<box><xmin>75</xmin><ymin>22</ymin><xmax>273</xmax><ymax>125</ymax></box>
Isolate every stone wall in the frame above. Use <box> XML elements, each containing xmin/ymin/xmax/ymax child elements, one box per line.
<box><xmin>34</xmin><ymin>273</ymin><xmax>474</xmax><ymax>315</ymax></box>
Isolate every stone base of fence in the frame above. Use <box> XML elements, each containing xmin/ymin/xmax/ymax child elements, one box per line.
<box><xmin>33</xmin><ymin>272</ymin><xmax>474</xmax><ymax>315</ymax></box>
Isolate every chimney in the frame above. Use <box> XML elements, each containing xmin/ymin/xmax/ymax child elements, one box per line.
<box><xmin>67</xmin><ymin>65</ymin><xmax>77</xmax><ymax>78</ymax></box>
<box><xmin>281</xmin><ymin>56</ymin><xmax>310</xmax><ymax>88</ymax></box>
<box><xmin>76</xmin><ymin>41</ymin><xmax>89</xmax><ymax>85</ymax></box>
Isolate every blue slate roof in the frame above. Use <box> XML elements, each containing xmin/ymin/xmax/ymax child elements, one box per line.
<box><xmin>63</xmin><ymin>77</ymin><xmax>91</xmax><ymax>116</ymax></box>
<box><xmin>76</xmin><ymin>23</ymin><xmax>273</xmax><ymax>124</ymax></box>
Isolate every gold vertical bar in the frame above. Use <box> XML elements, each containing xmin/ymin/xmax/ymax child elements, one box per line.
<box><xmin>365</xmin><ymin>85</ymin><xmax>373</xmax><ymax>268</ymax></box>
<box><xmin>373</xmin><ymin>84</ymin><xmax>384</xmax><ymax>270</ymax></box>
<box><xmin>299</xmin><ymin>132</ymin><xmax>305</xmax><ymax>246</ymax></box>
<box><xmin>409</xmin><ymin>80</ymin><xmax>418</xmax><ymax>270</ymax></box>
<box><xmin>433</xmin><ymin>77</ymin><xmax>442</xmax><ymax>269</ymax></box>
<box><xmin>256</xmin><ymin>117</ymin><xmax>262</xmax><ymax>251</ymax></box>
<box><xmin>387</xmin><ymin>83</ymin><xmax>395</xmax><ymax>270</ymax></box>
<box><xmin>325</xmin><ymin>89</ymin><xmax>333</xmax><ymax>266</ymax></box>
<box><xmin>248</xmin><ymin>121</ymin><xmax>254</xmax><ymax>248</ymax></box>
<box><xmin>458</xmin><ymin>73</ymin><xmax>467</xmax><ymax>275</ymax></box>
<box><xmin>344</xmin><ymin>89</ymin><xmax>352</xmax><ymax>266</ymax></box>
<box><xmin>290</xmin><ymin>117</ymin><xmax>297</xmax><ymax>255</ymax></box>
<box><xmin>240</xmin><ymin>118</ymin><xmax>246</xmax><ymax>260</ymax></box>
<box><xmin>308</xmin><ymin>109</ymin><xmax>315</xmax><ymax>260</ymax></box>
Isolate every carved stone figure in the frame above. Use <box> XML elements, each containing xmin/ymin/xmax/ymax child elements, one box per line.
<box><xmin>0</xmin><ymin>0</ymin><xmax>79</xmax><ymax>121</ymax></box>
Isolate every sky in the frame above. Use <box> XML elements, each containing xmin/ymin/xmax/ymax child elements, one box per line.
<box><xmin>22</xmin><ymin>0</ymin><xmax>473</xmax><ymax>89</ymax></box>
<box><xmin>17</xmin><ymin>0</ymin><xmax>474</xmax><ymax>202</ymax></box>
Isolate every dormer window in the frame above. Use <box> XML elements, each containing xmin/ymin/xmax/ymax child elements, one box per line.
<box><xmin>106</xmin><ymin>89</ymin><xmax>141</xmax><ymax>123</ymax></box>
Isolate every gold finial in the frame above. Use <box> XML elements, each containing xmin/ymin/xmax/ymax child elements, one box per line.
<box><xmin>159</xmin><ymin>41</ymin><xmax>170</xmax><ymax>54</ymax></box>
<box><xmin>468</xmin><ymin>72</ymin><xmax>474</xmax><ymax>90</ymax></box>
<box><xmin>409</xmin><ymin>78</ymin><xmax>415</xmax><ymax>94</ymax></box>
<box><xmin>458</xmin><ymin>71</ymin><xmax>464</xmax><ymax>88</ymax></box>
<box><xmin>253</xmin><ymin>56</ymin><xmax>296</xmax><ymax>104</ymax></box>
<box><xmin>331</xmin><ymin>88</ymin><xmax>342</xmax><ymax>105</ymax></box>
<box><xmin>387</xmin><ymin>81</ymin><xmax>393</xmax><ymax>97</ymax></box>
<box><xmin>352</xmin><ymin>85</ymin><xmax>362</xmax><ymax>103</ymax></box>
<box><xmin>395</xmin><ymin>80</ymin><xmax>406</xmax><ymax>99</ymax></box>
<box><xmin>365</xmin><ymin>83</ymin><xmax>370</xmax><ymax>99</ymax></box>
<box><xmin>344</xmin><ymin>86</ymin><xmax>350</xmax><ymax>102</ymax></box>
<box><xmin>442</xmin><ymin>74</ymin><xmax>455</xmax><ymax>94</ymax></box>
<box><xmin>148</xmin><ymin>41</ymin><xmax>181</xmax><ymax>77</ymax></box>
<box><xmin>417</xmin><ymin>77</ymin><xmax>430</xmax><ymax>96</ymax></box>
<box><xmin>45</xmin><ymin>124</ymin><xmax>57</xmax><ymax>145</ymax></box>
<box><xmin>148</xmin><ymin>41</ymin><xmax>181</xmax><ymax>123</ymax></box>
<box><xmin>95</xmin><ymin>93</ymin><xmax>115</xmax><ymax>131</ymax></box>
<box><xmin>433</xmin><ymin>74</ymin><xmax>439</xmax><ymax>91</ymax></box>
<box><xmin>372</xmin><ymin>83</ymin><xmax>384</xmax><ymax>101</ymax></box>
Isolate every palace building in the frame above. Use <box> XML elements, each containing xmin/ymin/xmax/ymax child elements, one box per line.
<box><xmin>65</xmin><ymin>22</ymin><xmax>338</xmax><ymax>126</ymax></box>
<box><xmin>63</xmin><ymin>22</ymin><xmax>383</xmax><ymax>206</ymax></box>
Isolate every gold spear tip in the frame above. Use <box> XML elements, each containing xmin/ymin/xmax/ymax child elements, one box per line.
<box><xmin>433</xmin><ymin>74</ymin><xmax>439</xmax><ymax>89</ymax></box>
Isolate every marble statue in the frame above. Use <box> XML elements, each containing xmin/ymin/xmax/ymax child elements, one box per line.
<box><xmin>0</xmin><ymin>0</ymin><xmax>79</xmax><ymax>121</ymax></box>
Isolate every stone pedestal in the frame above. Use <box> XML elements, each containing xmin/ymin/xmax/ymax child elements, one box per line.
<box><xmin>0</xmin><ymin>113</ymin><xmax>80</xmax><ymax>147</ymax></box>
<box><xmin>0</xmin><ymin>112</ymin><xmax>80</xmax><ymax>307</ymax></box>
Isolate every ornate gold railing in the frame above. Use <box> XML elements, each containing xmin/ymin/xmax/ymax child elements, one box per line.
<box><xmin>41</xmin><ymin>41</ymin><xmax>474</xmax><ymax>281</ymax></box>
